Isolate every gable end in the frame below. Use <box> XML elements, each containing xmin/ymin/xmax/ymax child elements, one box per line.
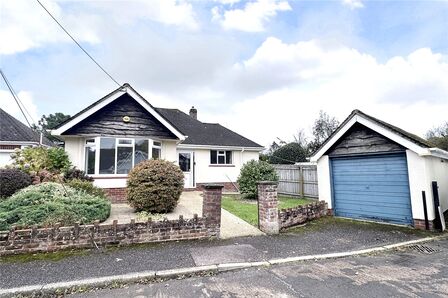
<box><xmin>327</xmin><ymin>123</ymin><xmax>405</xmax><ymax>156</ymax></box>
<box><xmin>63</xmin><ymin>94</ymin><xmax>177</xmax><ymax>139</ymax></box>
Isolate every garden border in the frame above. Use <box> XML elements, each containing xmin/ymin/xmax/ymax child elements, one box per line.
<box><xmin>0</xmin><ymin>185</ymin><xmax>223</xmax><ymax>256</ymax></box>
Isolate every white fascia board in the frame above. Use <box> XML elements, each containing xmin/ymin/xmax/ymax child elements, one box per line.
<box><xmin>422</xmin><ymin>148</ymin><xmax>448</xmax><ymax>160</ymax></box>
<box><xmin>52</xmin><ymin>87</ymin><xmax>186</xmax><ymax>141</ymax></box>
<box><xmin>310</xmin><ymin>116</ymin><xmax>358</xmax><ymax>162</ymax></box>
<box><xmin>311</xmin><ymin>114</ymin><xmax>429</xmax><ymax>162</ymax></box>
<box><xmin>52</xmin><ymin>89</ymin><xmax>124</xmax><ymax>136</ymax></box>
<box><xmin>177</xmin><ymin>144</ymin><xmax>264</xmax><ymax>151</ymax></box>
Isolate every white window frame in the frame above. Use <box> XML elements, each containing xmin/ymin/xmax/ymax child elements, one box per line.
<box><xmin>210</xmin><ymin>149</ymin><xmax>233</xmax><ymax>165</ymax></box>
<box><xmin>152</xmin><ymin>140</ymin><xmax>161</xmax><ymax>159</ymax></box>
<box><xmin>116</xmin><ymin>138</ymin><xmax>134</xmax><ymax>175</ymax></box>
<box><xmin>84</xmin><ymin>137</ymin><xmax>161</xmax><ymax>176</ymax></box>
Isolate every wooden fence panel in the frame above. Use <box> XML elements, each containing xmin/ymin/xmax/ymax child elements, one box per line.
<box><xmin>273</xmin><ymin>164</ymin><xmax>318</xmax><ymax>198</ymax></box>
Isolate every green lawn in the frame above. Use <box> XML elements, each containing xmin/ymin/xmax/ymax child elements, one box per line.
<box><xmin>221</xmin><ymin>195</ymin><xmax>315</xmax><ymax>226</ymax></box>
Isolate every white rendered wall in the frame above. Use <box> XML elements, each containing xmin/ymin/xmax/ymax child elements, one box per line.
<box><xmin>0</xmin><ymin>151</ymin><xmax>12</xmax><ymax>167</ymax></box>
<box><xmin>161</xmin><ymin>140</ymin><xmax>178</xmax><ymax>162</ymax></box>
<box><xmin>424</xmin><ymin>155</ymin><xmax>448</xmax><ymax>213</ymax></box>
<box><xmin>64</xmin><ymin>137</ymin><xmax>84</xmax><ymax>169</ymax></box>
<box><xmin>192</xmin><ymin>149</ymin><xmax>259</xmax><ymax>184</ymax></box>
<box><xmin>316</xmin><ymin>155</ymin><xmax>332</xmax><ymax>208</ymax></box>
<box><xmin>406</xmin><ymin>150</ymin><xmax>436</xmax><ymax>221</ymax></box>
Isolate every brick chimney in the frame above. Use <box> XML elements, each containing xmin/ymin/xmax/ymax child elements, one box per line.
<box><xmin>189</xmin><ymin>106</ymin><xmax>197</xmax><ymax>120</ymax></box>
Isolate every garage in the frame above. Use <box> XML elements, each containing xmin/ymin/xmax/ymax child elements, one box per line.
<box><xmin>311</xmin><ymin>110</ymin><xmax>448</xmax><ymax>229</ymax></box>
<box><xmin>331</xmin><ymin>154</ymin><xmax>412</xmax><ymax>225</ymax></box>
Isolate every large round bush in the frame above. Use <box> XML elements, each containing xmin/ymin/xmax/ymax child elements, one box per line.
<box><xmin>0</xmin><ymin>182</ymin><xmax>110</xmax><ymax>230</ymax></box>
<box><xmin>0</xmin><ymin>168</ymin><xmax>32</xmax><ymax>198</ymax></box>
<box><xmin>126</xmin><ymin>159</ymin><xmax>184</xmax><ymax>213</ymax></box>
<box><xmin>237</xmin><ymin>160</ymin><xmax>279</xmax><ymax>199</ymax></box>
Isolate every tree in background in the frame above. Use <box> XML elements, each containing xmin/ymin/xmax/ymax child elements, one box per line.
<box><xmin>32</xmin><ymin>113</ymin><xmax>71</xmax><ymax>142</ymax></box>
<box><xmin>307</xmin><ymin>110</ymin><xmax>340</xmax><ymax>154</ymax></box>
<box><xmin>269</xmin><ymin>142</ymin><xmax>308</xmax><ymax>164</ymax></box>
<box><xmin>426</xmin><ymin>122</ymin><xmax>448</xmax><ymax>151</ymax></box>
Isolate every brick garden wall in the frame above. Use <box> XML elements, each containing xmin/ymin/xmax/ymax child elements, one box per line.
<box><xmin>0</xmin><ymin>186</ymin><xmax>223</xmax><ymax>256</ymax></box>
<box><xmin>279</xmin><ymin>201</ymin><xmax>328</xmax><ymax>229</ymax></box>
<box><xmin>257</xmin><ymin>181</ymin><xmax>328</xmax><ymax>234</ymax></box>
<box><xmin>0</xmin><ymin>217</ymin><xmax>218</xmax><ymax>256</ymax></box>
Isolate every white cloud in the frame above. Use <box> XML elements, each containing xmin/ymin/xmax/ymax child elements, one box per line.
<box><xmin>0</xmin><ymin>0</ymin><xmax>100</xmax><ymax>55</ymax></box>
<box><xmin>0</xmin><ymin>90</ymin><xmax>39</xmax><ymax>125</ymax></box>
<box><xmin>207</xmin><ymin>38</ymin><xmax>448</xmax><ymax>146</ymax></box>
<box><xmin>212</xmin><ymin>0</ymin><xmax>291</xmax><ymax>32</ymax></box>
<box><xmin>342</xmin><ymin>0</ymin><xmax>364</xmax><ymax>10</ymax></box>
<box><xmin>88</xmin><ymin>0</ymin><xmax>199</xmax><ymax>30</ymax></box>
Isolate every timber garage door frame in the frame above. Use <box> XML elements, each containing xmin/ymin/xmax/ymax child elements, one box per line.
<box><xmin>329</xmin><ymin>152</ymin><xmax>414</xmax><ymax>226</ymax></box>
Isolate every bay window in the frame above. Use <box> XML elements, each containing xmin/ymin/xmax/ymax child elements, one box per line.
<box><xmin>84</xmin><ymin>137</ymin><xmax>161</xmax><ymax>175</ymax></box>
<box><xmin>152</xmin><ymin>141</ymin><xmax>161</xmax><ymax>160</ymax></box>
<box><xmin>84</xmin><ymin>139</ymin><xmax>96</xmax><ymax>174</ymax></box>
<box><xmin>210</xmin><ymin>150</ymin><xmax>232</xmax><ymax>165</ymax></box>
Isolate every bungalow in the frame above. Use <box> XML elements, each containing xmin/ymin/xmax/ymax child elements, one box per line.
<box><xmin>311</xmin><ymin>110</ymin><xmax>448</xmax><ymax>229</ymax></box>
<box><xmin>52</xmin><ymin>84</ymin><xmax>263</xmax><ymax>201</ymax></box>
<box><xmin>0</xmin><ymin>108</ymin><xmax>53</xmax><ymax>167</ymax></box>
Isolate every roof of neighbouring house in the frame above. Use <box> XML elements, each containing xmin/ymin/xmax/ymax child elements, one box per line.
<box><xmin>0</xmin><ymin>108</ymin><xmax>53</xmax><ymax>146</ymax></box>
<box><xmin>155</xmin><ymin>108</ymin><xmax>263</xmax><ymax>148</ymax></box>
<box><xmin>310</xmin><ymin>109</ymin><xmax>439</xmax><ymax>161</ymax></box>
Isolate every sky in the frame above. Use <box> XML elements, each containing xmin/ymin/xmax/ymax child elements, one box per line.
<box><xmin>0</xmin><ymin>0</ymin><xmax>447</xmax><ymax>147</ymax></box>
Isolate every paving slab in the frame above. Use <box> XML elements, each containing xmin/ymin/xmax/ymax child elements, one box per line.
<box><xmin>189</xmin><ymin>244</ymin><xmax>261</xmax><ymax>266</ymax></box>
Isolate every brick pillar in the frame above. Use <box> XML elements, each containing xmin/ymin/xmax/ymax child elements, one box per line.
<box><xmin>202</xmin><ymin>184</ymin><xmax>223</xmax><ymax>230</ymax></box>
<box><xmin>257</xmin><ymin>181</ymin><xmax>279</xmax><ymax>234</ymax></box>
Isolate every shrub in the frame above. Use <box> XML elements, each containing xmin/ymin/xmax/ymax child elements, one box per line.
<box><xmin>237</xmin><ymin>160</ymin><xmax>279</xmax><ymax>199</ymax></box>
<box><xmin>126</xmin><ymin>159</ymin><xmax>184</xmax><ymax>213</ymax></box>
<box><xmin>0</xmin><ymin>168</ymin><xmax>32</xmax><ymax>198</ymax></box>
<box><xmin>269</xmin><ymin>142</ymin><xmax>308</xmax><ymax>164</ymax></box>
<box><xmin>10</xmin><ymin>147</ymin><xmax>71</xmax><ymax>173</ymax></box>
<box><xmin>29</xmin><ymin>169</ymin><xmax>62</xmax><ymax>185</ymax></box>
<box><xmin>64</xmin><ymin>167</ymin><xmax>93</xmax><ymax>182</ymax></box>
<box><xmin>66</xmin><ymin>179</ymin><xmax>106</xmax><ymax>199</ymax></box>
<box><xmin>0</xmin><ymin>182</ymin><xmax>110</xmax><ymax>230</ymax></box>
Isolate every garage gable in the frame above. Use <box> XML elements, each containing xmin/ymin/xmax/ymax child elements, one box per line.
<box><xmin>310</xmin><ymin>109</ymin><xmax>438</xmax><ymax>162</ymax></box>
<box><xmin>327</xmin><ymin>123</ymin><xmax>405</xmax><ymax>156</ymax></box>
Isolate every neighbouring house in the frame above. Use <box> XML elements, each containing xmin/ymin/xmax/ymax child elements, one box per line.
<box><xmin>0</xmin><ymin>108</ymin><xmax>53</xmax><ymax>167</ymax></box>
<box><xmin>310</xmin><ymin>109</ymin><xmax>448</xmax><ymax>230</ymax></box>
<box><xmin>52</xmin><ymin>84</ymin><xmax>263</xmax><ymax>201</ymax></box>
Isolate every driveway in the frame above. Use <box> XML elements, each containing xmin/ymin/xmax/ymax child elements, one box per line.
<box><xmin>104</xmin><ymin>191</ymin><xmax>263</xmax><ymax>239</ymax></box>
<box><xmin>73</xmin><ymin>237</ymin><xmax>448</xmax><ymax>297</ymax></box>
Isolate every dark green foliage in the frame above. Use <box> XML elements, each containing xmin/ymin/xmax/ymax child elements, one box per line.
<box><xmin>126</xmin><ymin>159</ymin><xmax>184</xmax><ymax>213</ymax></box>
<box><xmin>269</xmin><ymin>142</ymin><xmax>308</xmax><ymax>164</ymax></box>
<box><xmin>64</xmin><ymin>167</ymin><xmax>93</xmax><ymax>182</ymax></box>
<box><xmin>237</xmin><ymin>160</ymin><xmax>279</xmax><ymax>199</ymax></box>
<box><xmin>0</xmin><ymin>169</ymin><xmax>32</xmax><ymax>198</ymax></box>
<box><xmin>32</xmin><ymin>113</ymin><xmax>71</xmax><ymax>142</ymax></box>
<box><xmin>0</xmin><ymin>183</ymin><xmax>110</xmax><ymax>230</ymax></box>
<box><xmin>66</xmin><ymin>179</ymin><xmax>106</xmax><ymax>199</ymax></box>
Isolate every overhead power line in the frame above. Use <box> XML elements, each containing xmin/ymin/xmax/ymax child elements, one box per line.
<box><xmin>0</xmin><ymin>69</ymin><xmax>33</xmax><ymax>129</ymax></box>
<box><xmin>36</xmin><ymin>0</ymin><xmax>121</xmax><ymax>87</ymax></box>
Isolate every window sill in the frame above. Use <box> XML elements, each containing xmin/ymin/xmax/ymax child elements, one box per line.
<box><xmin>209</xmin><ymin>164</ymin><xmax>235</xmax><ymax>167</ymax></box>
<box><xmin>90</xmin><ymin>175</ymin><xmax>128</xmax><ymax>179</ymax></box>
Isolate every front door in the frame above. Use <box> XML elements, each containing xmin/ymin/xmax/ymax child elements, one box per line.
<box><xmin>178</xmin><ymin>151</ymin><xmax>194</xmax><ymax>188</ymax></box>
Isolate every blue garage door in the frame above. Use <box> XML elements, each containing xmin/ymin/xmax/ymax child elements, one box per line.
<box><xmin>331</xmin><ymin>154</ymin><xmax>413</xmax><ymax>225</ymax></box>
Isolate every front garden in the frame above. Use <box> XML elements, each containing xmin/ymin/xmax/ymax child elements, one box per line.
<box><xmin>224</xmin><ymin>159</ymin><xmax>316</xmax><ymax>226</ymax></box>
<box><xmin>0</xmin><ymin>147</ymin><xmax>111</xmax><ymax>230</ymax></box>
<box><xmin>222</xmin><ymin>194</ymin><xmax>315</xmax><ymax>226</ymax></box>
